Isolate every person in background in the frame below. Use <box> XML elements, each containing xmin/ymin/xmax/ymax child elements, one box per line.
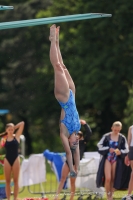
<box><xmin>124</xmin><ymin>125</ymin><xmax>133</xmax><ymax>200</ymax></box>
<box><xmin>54</xmin><ymin>119</ymin><xmax>92</xmax><ymax>200</ymax></box>
<box><xmin>96</xmin><ymin>121</ymin><xmax>129</xmax><ymax>200</ymax></box>
<box><xmin>0</xmin><ymin>121</ymin><xmax>24</xmax><ymax>200</ymax></box>
<box><xmin>78</xmin><ymin>119</ymin><xmax>92</xmax><ymax>159</ymax></box>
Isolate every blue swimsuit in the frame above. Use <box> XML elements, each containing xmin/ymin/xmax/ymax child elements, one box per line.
<box><xmin>107</xmin><ymin>140</ymin><xmax>118</xmax><ymax>164</ymax></box>
<box><xmin>58</xmin><ymin>90</ymin><xmax>81</xmax><ymax>135</ymax></box>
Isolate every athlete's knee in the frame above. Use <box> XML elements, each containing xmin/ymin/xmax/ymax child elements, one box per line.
<box><xmin>60</xmin><ymin>175</ymin><xmax>66</xmax><ymax>183</ymax></box>
<box><xmin>13</xmin><ymin>178</ymin><xmax>19</xmax><ymax>186</ymax></box>
<box><xmin>111</xmin><ymin>177</ymin><xmax>115</xmax><ymax>185</ymax></box>
<box><xmin>54</xmin><ymin>62</ymin><xmax>63</xmax><ymax>71</ymax></box>
<box><xmin>5</xmin><ymin>179</ymin><xmax>11</xmax><ymax>185</ymax></box>
<box><xmin>105</xmin><ymin>176</ymin><xmax>111</xmax><ymax>183</ymax></box>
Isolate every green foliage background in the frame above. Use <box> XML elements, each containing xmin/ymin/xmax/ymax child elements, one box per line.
<box><xmin>0</xmin><ymin>0</ymin><xmax>133</xmax><ymax>155</ymax></box>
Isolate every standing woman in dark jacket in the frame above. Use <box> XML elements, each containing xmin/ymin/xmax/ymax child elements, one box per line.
<box><xmin>0</xmin><ymin>121</ymin><xmax>24</xmax><ymax>200</ymax></box>
<box><xmin>96</xmin><ymin>121</ymin><xmax>129</xmax><ymax>200</ymax></box>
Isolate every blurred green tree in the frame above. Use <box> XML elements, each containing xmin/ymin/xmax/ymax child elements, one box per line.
<box><xmin>37</xmin><ymin>0</ymin><xmax>133</xmax><ymax>148</ymax></box>
<box><xmin>0</xmin><ymin>0</ymin><xmax>133</xmax><ymax>154</ymax></box>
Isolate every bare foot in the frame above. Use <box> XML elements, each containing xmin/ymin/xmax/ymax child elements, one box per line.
<box><xmin>106</xmin><ymin>192</ymin><xmax>112</xmax><ymax>200</ymax></box>
<box><xmin>56</xmin><ymin>26</ymin><xmax>60</xmax><ymax>42</ymax></box>
<box><xmin>49</xmin><ymin>24</ymin><xmax>56</xmax><ymax>41</ymax></box>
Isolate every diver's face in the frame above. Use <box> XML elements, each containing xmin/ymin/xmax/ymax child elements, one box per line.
<box><xmin>69</xmin><ymin>133</ymin><xmax>79</xmax><ymax>149</ymax></box>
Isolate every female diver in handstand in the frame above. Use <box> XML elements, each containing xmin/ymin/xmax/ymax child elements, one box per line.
<box><xmin>0</xmin><ymin>121</ymin><xmax>24</xmax><ymax>200</ymax></box>
<box><xmin>49</xmin><ymin>24</ymin><xmax>81</xmax><ymax>178</ymax></box>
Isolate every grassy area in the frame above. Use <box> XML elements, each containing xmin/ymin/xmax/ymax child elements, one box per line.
<box><xmin>16</xmin><ymin>188</ymin><xmax>128</xmax><ymax>200</ymax></box>
<box><xmin>4</xmin><ymin>161</ymin><xmax>131</xmax><ymax>200</ymax></box>
<box><xmin>15</xmin><ymin>171</ymin><xmax>129</xmax><ymax>200</ymax></box>
<box><xmin>16</xmin><ymin>189</ymin><xmax>129</xmax><ymax>200</ymax></box>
